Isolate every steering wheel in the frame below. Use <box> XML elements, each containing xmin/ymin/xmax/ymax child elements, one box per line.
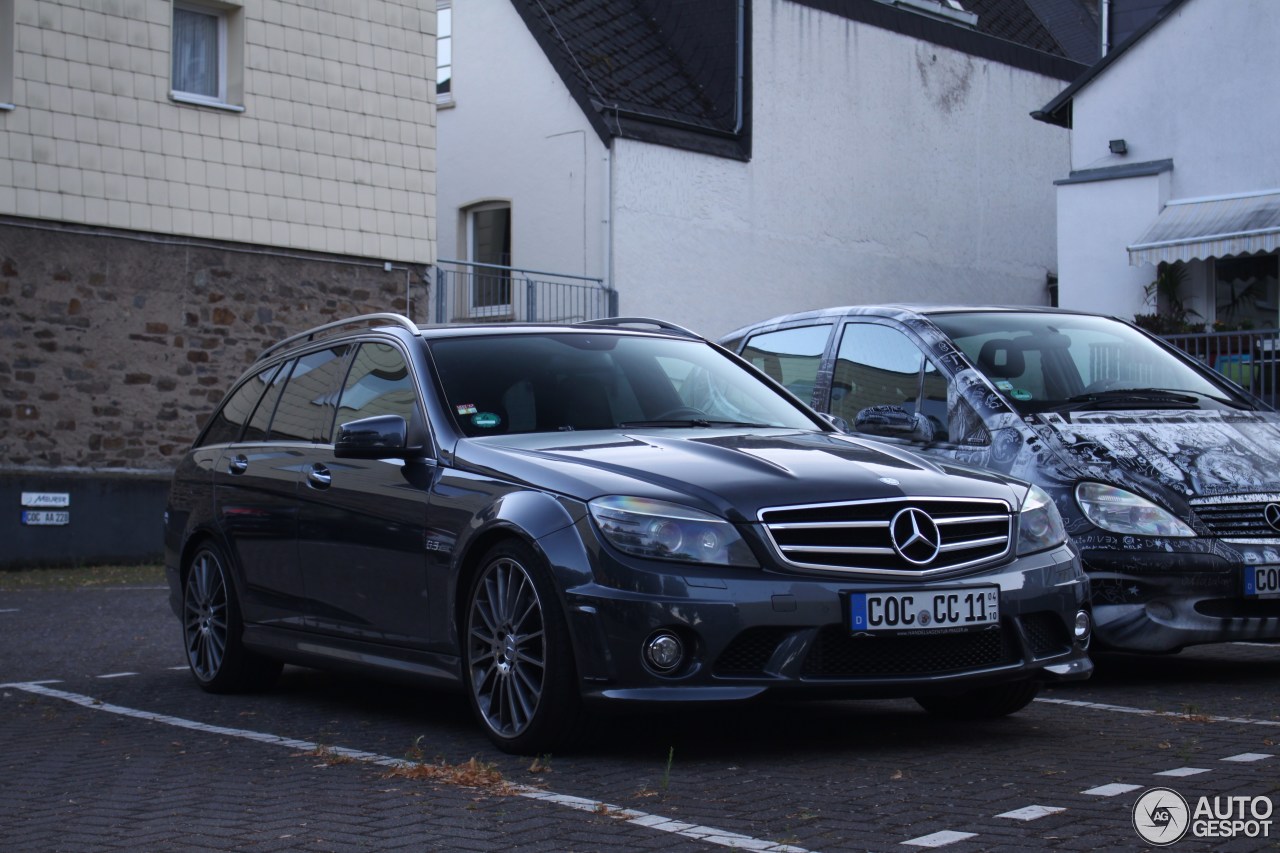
<box><xmin>653</xmin><ymin>406</ymin><xmax>709</xmax><ymax>420</ymax></box>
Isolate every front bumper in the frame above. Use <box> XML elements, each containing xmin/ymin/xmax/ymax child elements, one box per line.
<box><xmin>1082</xmin><ymin>544</ymin><xmax>1280</xmax><ymax>653</ymax></box>
<box><xmin>541</xmin><ymin>524</ymin><xmax>1092</xmax><ymax>705</ymax></box>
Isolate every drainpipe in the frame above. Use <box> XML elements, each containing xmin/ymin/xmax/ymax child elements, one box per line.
<box><xmin>1100</xmin><ymin>0</ymin><xmax>1111</xmax><ymax>56</ymax></box>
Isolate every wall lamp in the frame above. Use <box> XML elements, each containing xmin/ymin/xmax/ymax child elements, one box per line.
<box><xmin>1109</xmin><ymin>139</ymin><xmax>1128</xmax><ymax>155</ymax></box>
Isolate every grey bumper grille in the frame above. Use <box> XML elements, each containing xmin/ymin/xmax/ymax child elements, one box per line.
<box><xmin>760</xmin><ymin>497</ymin><xmax>1013</xmax><ymax>577</ymax></box>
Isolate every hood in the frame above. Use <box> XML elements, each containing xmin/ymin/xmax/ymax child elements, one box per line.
<box><xmin>1028</xmin><ymin>409</ymin><xmax>1280</xmax><ymax>499</ymax></box>
<box><xmin>455</xmin><ymin>429</ymin><xmax>1022</xmax><ymax>522</ymax></box>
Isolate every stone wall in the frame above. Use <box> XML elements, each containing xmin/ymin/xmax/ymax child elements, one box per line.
<box><xmin>1</xmin><ymin>217</ymin><xmax>428</xmax><ymax>472</ymax></box>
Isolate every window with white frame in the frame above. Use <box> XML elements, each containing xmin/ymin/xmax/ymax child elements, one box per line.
<box><xmin>171</xmin><ymin>2</ymin><xmax>244</xmax><ymax>111</ymax></box>
<box><xmin>436</xmin><ymin>1</ymin><xmax>452</xmax><ymax>104</ymax></box>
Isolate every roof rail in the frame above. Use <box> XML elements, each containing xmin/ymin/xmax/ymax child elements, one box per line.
<box><xmin>257</xmin><ymin>313</ymin><xmax>419</xmax><ymax>361</ymax></box>
<box><xmin>574</xmin><ymin>316</ymin><xmax>701</xmax><ymax>339</ymax></box>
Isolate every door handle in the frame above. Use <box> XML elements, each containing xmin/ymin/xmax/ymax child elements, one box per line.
<box><xmin>307</xmin><ymin>464</ymin><xmax>332</xmax><ymax>489</ymax></box>
<box><xmin>228</xmin><ymin>454</ymin><xmax>248</xmax><ymax>475</ymax></box>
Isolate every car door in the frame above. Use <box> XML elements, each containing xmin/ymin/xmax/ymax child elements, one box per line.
<box><xmin>830</xmin><ymin>320</ymin><xmax>991</xmax><ymax>462</ymax></box>
<box><xmin>211</xmin><ymin>358</ymin><xmax>311</xmax><ymax>626</ymax></box>
<box><xmin>295</xmin><ymin>339</ymin><xmax>437</xmax><ymax>648</ymax></box>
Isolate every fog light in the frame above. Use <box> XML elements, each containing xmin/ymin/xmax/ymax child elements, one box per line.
<box><xmin>644</xmin><ymin>631</ymin><xmax>684</xmax><ymax>673</ymax></box>
<box><xmin>1073</xmin><ymin>610</ymin><xmax>1092</xmax><ymax>646</ymax></box>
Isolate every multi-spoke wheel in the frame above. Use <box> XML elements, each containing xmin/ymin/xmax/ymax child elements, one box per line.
<box><xmin>464</xmin><ymin>540</ymin><xmax>581</xmax><ymax>753</ymax></box>
<box><xmin>182</xmin><ymin>542</ymin><xmax>281</xmax><ymax>693</ymax></box>
<box><xmin>915</xmin><ymin>680</ymin><xmax>1040</xmax><ymax>719</ymax></box>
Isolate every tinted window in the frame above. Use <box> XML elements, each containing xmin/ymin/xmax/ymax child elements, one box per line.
<box><xmin>268</xmin><ymin>346</ymin><xmax>350</xmax><ymax>442</ymax></box>
<box><xmin>242</xmin><ymin>360</ymin><xmax>291</xmax><ymax>442</ymax></box>
<box><xmin>835</xmin><ymin>323</ymin><xmax>953</xmax><ymax>442</ymax></box>
<box><xmin>929</xmin><ymin>312</ymin><xmax>1232</xmax><ymax>413</ymax></box>
<box><xmin>198</xmin><ymin>363</ymin><xmax>281</xmax><ymax>447</ymax></box>
<box><xmin>428</xmin><ymin>333</ymin><xmax>819</xmax><ymax>437</ymax></box>
<box><xmin>740</xmin><ymin>324</ymin><xmax>832</xmax><ymax>404</ymax></box>
<box><xmin>336</xmin><ymin>343</ymin><xmax>420</xmax><ymax>431</ymax></box>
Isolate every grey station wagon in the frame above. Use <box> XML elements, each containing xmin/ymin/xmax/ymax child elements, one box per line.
<box><xmin>165</xmin><ymin>313</ymin><xmax>1092</xmax><ymax>753</ymax></box>
<box><xmin>722</xmin><ymin>305</ymin><xmax>1280</xmax><ymax>654</ymax></box>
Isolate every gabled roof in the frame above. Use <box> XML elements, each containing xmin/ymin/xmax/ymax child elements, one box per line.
<box><xmin>510</xmin><ymin>0</ymin><xmax>1092</xmax><ymax>160</ymax></box>
<box><xmin>1032</xmin><ymin>0</ymin><xmax>1187</xmax><ymax>127</ymax></box>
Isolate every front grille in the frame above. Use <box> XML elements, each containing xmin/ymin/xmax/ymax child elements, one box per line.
<box><xmin>1022</xmin><ymin>612</ymin><xmax>1071</xmax><ymax>658</ymax></box>
<box><xmin>760</xmin><ymin>497</ymin><xmax>1012</xmax><ymax>576</ymax></box>
<box><xmin>1191</xmin><ymin>497</ymin><xmax>1280</xmax><ymax>538</ymax></box>
<box><xmin>800</xmin><ymin>624</ymin><xmax>1016</xmax><ymax>677</ymax></box>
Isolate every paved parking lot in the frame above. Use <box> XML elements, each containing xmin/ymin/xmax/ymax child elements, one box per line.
<box><xmin>2</xmin><ymin>580</ymin><xmax>1277</xmax><ymax>852</ymax></box>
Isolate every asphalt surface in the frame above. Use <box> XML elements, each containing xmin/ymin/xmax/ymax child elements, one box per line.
<box><xmin>2</xmin><ymin>582</ymin><xmax>1278</xmax><ymax>852</ymax></box>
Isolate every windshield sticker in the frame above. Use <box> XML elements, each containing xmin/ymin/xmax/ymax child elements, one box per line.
<box><xmin>995</xmin><ymin>380</ymin><xmax>1014</xmax><ymax>392</ymax></box>
<box><xmin>456</xmin><ymin>403</ymin><xmax>477</xmax><ymax>415</ymax></box>
<box><xmin>1010</xmin><ymin>389</ymin><xmax>1033</xmax><ymax>401</ymax></box>
<box><xmin>472</xmin><ymin>412</ymin><xmax>502</xmax><ymax>429</ymax></box>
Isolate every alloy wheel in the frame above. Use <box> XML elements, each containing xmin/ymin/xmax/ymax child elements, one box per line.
<box><xmin>467</xmin><ymin>556</ymin><xmax>547</xmax><ymax>739</ymax></box>
<box><xmin>184</xmin><ymin>548</ymin><xmax>229</xmax><ymax>682</ymax></box>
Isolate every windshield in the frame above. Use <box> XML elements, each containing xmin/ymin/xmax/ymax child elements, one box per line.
<box><xmin>929</xmin><ymin>312</ymin><xmax>1242</xmax><ymax>413</ymax></box>
<box><xmin>427</xmin><ymin>332</ymin><xmax>822</xmax><ymax>437</ymax></box>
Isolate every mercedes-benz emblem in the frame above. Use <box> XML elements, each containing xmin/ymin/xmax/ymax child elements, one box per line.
<box><xmin>1265</xmin><ymin>503</ymin><xmax>1280</xmax><ymax>533</ymax></box>
<box><xmin>890</xmin><ymin>507</ymin><xmax>943</xmax><ymax>565</ymax></box>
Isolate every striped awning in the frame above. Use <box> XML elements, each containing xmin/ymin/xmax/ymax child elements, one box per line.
<box><xmin>1127</xmin><ymin>190</ymin><xmax>1280</xmax><ymax>266</ymax></box>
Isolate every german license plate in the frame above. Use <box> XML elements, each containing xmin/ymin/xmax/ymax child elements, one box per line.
<box><xmin>1244</xmin><ymin>566</ymin><xmax>1280</xmax><ymax>598</ymax></box>
<box><xmin>21</xmin><ymin>510</ymin><xmax>70</xmax><ymax>526</ymax></box>
<box><xmin>849</xmin><ymin>586</ymin><xmax>999</xmax><ymax>634</ymax></box>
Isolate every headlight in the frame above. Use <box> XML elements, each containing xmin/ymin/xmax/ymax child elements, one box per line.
<box><xmin>588</xmin><ymin>496</ymin><xmax>759</xmax><ymax>567</ymax></box>
<box><xmin>1016</xmin><ymin>483</ymin><xmax>1068</xmax><ymax>555</ymax></box>
<box><xmin>1075</xmin><ymin>482</ymin><xmax>1195</xmax><ymax>537</ymax></box>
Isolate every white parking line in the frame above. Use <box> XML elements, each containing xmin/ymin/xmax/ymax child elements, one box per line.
<box><xmin>902</xmin><ymin>830</ymin><xmax>977</xmax><ymax>847</ymax></box>
<box><xmin>3</xmin><ymin>682</ymin><xmax>813</xmax><ymax>853</ymax></box>
<box><xmin>1036</xmin><ymin>697</ymin><xmax>1280</xmax><ymax>727</ymax></box>
<box><xmin>1082</xmin><ymin>783</ymin><xmax>1142</xmax><ymax>797</ymax></box>
<box><xmin>996</xmin><ymin>805</ymin><xmax>1065</xmax><ymax>821</ymax></box>
<box><xmin>96</xmin><ymin>672</ymin><xmax>139</xmax><ymax>679</ymax></box>
<box><xmin>1154</xmin><ymin>767</ymin><xmax>1211</xmax><ymax>777</ymax></box>
<box><xmin>1222</xmin><ymin>752</ymin><xmax>1274</xmax><ymax>762</ymax></box>
<box><xmin>0</xmin><ymin>608</ymin><xmax>19</xmax><ymax>613</ymax></box>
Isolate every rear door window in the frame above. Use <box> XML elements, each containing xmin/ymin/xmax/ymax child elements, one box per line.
<box><xmin>198</xmin><ymin>363</ymin><xmax>282</xmax><ymax>447</ymax></box>
<box><xmin>267</xmin><ymin>346</ymin><xmax>351</xmax><ymax>443</ymax></box>
<box><xmin>740</xmin><ymin>324</ymin><xmax>833</xmax><ymax>405</ymax></box>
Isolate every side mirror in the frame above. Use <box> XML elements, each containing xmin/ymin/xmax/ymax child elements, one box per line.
<box><xmin>335</xmin><ymin>414</ymin><xmax>410</xmax><ymax>459</ymax></box>
<box><xmin>853</xmin><ymin>405</ymin><xmax>935</xmax><ymax>443</ymax></box>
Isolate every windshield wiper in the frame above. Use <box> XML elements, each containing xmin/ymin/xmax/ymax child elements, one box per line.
<box><xmin>1052</xmin><ymin>388</ymin><xmax>1208</xmax><ymax>411</ymax></box>
<box><xmin>618</xmin><ymin>419</ymin><xmax>772</xmax><ymax>428</ymax></box>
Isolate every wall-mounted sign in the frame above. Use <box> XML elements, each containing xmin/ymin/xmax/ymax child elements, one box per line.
<box><xmin>22</xmin><ymin>510</ymin><xmax>70</xmax><ymax>526</ymax></box>
<box><xmin>21</xmin><ymin>493</ymin><xmax>70</xmax><ymax>508</ymax></box>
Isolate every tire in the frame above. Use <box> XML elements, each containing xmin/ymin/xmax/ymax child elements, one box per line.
<box><xmin>914</xmin><ymin>680</ymin><xmax>1040</xmax><ymax>720</ymax></box>
<box><xmin>463</xmin><ymin>540</ymin><xmax>582</xmax><ymax>754</ymax></box>
<box><xmin>182</xmin><ymin>541</ymin><xmax>282</xmax><ymax>694</ymax></box>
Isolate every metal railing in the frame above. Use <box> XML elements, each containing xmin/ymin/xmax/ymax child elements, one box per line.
<box><xmin>432</xmin><ymin>260</ymin><xmax>617</xmax><ymax>325</ymax></box>
<box><xmin>1161</xmin><ymin>327</ymin><xmax>1280</xmax><ymax>406</ymax></box>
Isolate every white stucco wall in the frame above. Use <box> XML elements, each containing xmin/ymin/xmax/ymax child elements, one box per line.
<box><xmin>437</xmin><ymin>0</ymin><xmax>1073</xmax><ymax>338</ymax></box>
<box><xmin>1055</xmin><ymin>0</ymin><xmax>1280</xmax><ymax>317</ymax></box>
<box><xmin>434</xmin><ymin>1</ymin><xmax>607</xmax><ymax>293</ymax></box>
<box><xmin>613</xmin><ymin>0</ymin><xmax>1073</xmax><ymax>338</ymax></box>
<box><xmin>0</xmin><ymin>0</ymin><xmax>436</xmax><ymax>264</ymax></box>
<box><xmin>1057</xmin><ymin>170</ymin><xmax>1168</xmax><ymax>318</ymax></box>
